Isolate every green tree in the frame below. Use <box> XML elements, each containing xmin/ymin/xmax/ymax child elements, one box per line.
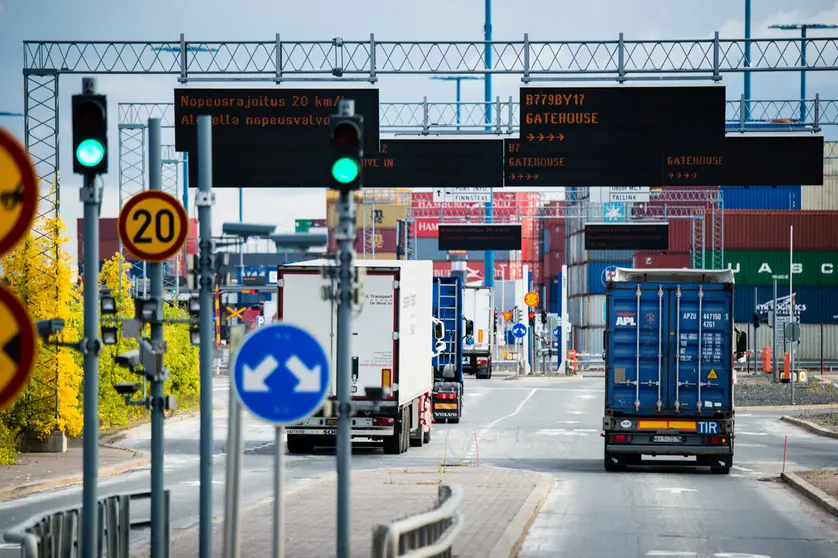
<box><xmin>162</xmin><ymin>302</ymin><xmax>200</xmax><ymax>408</ymax></box>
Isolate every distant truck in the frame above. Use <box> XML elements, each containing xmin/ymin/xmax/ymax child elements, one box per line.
<box><xmin>431</xmin><ymin>276</ymin><xmax>464</xmax><ymax>423</ymax></box>
<box><xmin>277</xmin><ymin>259</ymin><xmax>435</xmax><ymax>455</ymax></box>
<box><xmin>602</xmin><ymin>268</ymin><xmax>745</xmax><ymax>474</ymax></box>
<box><xmin>462</xmin><ymin>286</ymin><xmax>495</xmax><ymax>379</ymax></box>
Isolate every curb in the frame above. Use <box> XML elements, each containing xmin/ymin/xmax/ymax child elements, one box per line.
<box><xmin>736</xmin><ymin>403</ymin><xmax>838</xmax><ymax>412</ymax></box>
<box><xmin>780</xmin><ymin>415</ymin><xmax>838</xmax><ymax>440</ymax></box>
<box><xmin>99</xmin><ymin>408</ymin><xmax>203</xmax><ymax>446</ymax></box>
<box><xmin>489</xmin><ymin>473</ymin><xmax>555</xmax><ymax>558</ymax></box>
<box><xmin>781</xmin><ymin>471</ymin><xmax>838</xmax><ymax>519</ymax></box>
<box><xmin>0</xmin><ymin>450</ymin><xmax>151</xmax><ymax>501</ymax></box>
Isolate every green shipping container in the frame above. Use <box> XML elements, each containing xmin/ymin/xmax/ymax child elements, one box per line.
<box><xmin>702</xmin><ymin>250</ymin><xmax>838</xmax><ymax>286</ymax></box>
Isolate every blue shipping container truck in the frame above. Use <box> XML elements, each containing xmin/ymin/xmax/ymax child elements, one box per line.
<box><xmin>432</xmin><ymin>275</ymin><xmax>465</xmax><ymax>423</ymax></box>
<box><xmin>603</xmin><ymin>268</ymin><xmax>742</xmax><ymax>474</ymax></box>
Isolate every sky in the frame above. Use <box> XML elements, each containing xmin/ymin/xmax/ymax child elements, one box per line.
<box><xmin>1</xmin><ymin>0</ymin><xmax>838</xmax><ymax>267</ymax></box>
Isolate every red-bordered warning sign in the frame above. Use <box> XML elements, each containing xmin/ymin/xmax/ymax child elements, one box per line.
<box><xmin>0</xmin><ymin>127</ymin><xmax>38</xmax><ymax>258</ymax></box>
<box><xmin>0</xmin><ymin>284</ymin><xmax>37</xmax><ymax>409</ymax></box>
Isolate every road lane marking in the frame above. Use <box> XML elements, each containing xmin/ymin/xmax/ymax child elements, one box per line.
<box><xmin>732</xmin><ymin>465</ymin><xmax>755</xmax><ymax>472</ymax></box>
<box><xmin>463</xmin><ymin>389</ymin><xmax>538</xmax><ymax>463</ymax></box>
<box><xmin>646</xmin><ymin>552</ymin><xmax>698</xmax><ymax>557</ymax></box>
<box><xmin>655</xmin><ymin>487</ymin><xmax>697</xmax><ymax>494</ymax></box>
<box><xmin>733</xmin><ymin>443</ymin><xmax>767</xmax><ymax>448</ymax></box>
<box><xmin>567</xmin><ymin>411</ymin><xmax>584</xmax><ymax>414</ymax></box>
<box><xmin>736</xmin><ymin>431</ymin><xmax>768</xmax><ymax>436</ymax></box>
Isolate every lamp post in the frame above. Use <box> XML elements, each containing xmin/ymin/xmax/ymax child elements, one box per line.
<box><xmin>767</xmin><ymin>23</ymin><xmax>838</xmax><ymax>124</ymax></box>
<box><xmin>429</xmin><ymin>76</ymin><xmax>481</xmax><ymax>131</ymax></box>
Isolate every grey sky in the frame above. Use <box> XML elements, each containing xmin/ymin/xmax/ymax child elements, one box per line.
<box><xmin>1</xmin><ymin>0</ymin><xmax>837</xmax><ymax>267</ymax></box>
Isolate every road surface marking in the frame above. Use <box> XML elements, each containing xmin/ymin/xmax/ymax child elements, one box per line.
<box><xmin>734</xmin><ymin>443</ymin><xmax>767</xmax><ymax>448</ymax></box>
<box><xmin>714</xmin><ymin>554</ymin><xmax>771</xmax><ymax>558</ymax></box>
<box><xmin>556</xmin><ymin>420</ymin><xmax>581</xmax><ymax>424</ymax></box>
<box><xmin>732</xmin><ymin>465</ymin><xmax>755</xmax><ymax>472</ymax></box>
<box><xmin>466</xmin><ymin>389</ymin><xmax>538</xmax><ymax>461</ymax></box>
<box><xmin>575</xmin><ymin>394</ymin><xmax>597</xmax><ymax>399</ymax></box>
<box><xmin>736</xmin><ymin>431</ymin><xmax>768</xmax><ymax>436</ymax></box>
<box><xmin>655</xmin><ymin>487</ymin><xmax>698</xmax><ymax>494</ymax></box>
<box><xmin>646</xmin><ymin>552</ymin><xmax>698</xmax><ymax>557</ymax></box>
<box><xmin>179</xmin><ymin>480</ymin><xmax>224</xmax><ymax>486</ymax></box>
<box><xmin>463</xmin><ymin>393</ymin><xmax>484</xmax><ymax>397</ymax></box>
<box><xmin>567</xmin><ymin>411</ymin><xmax>585</xmax><ymax>414</ymax></box>
<box><xmin>536</xmin><ymin>429</ymin><xmax>589</xmax><ymax>436</ymax></box>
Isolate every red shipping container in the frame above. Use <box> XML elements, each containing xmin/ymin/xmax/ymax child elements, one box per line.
<box><xmin>521</xmin><ymin>217</ymin><xmax>540</xmax><ymax>262</ymax></box>
<box><xmin>78</xmin><ymin>218</ymin><xmax>120</xmax><ymax>242</ymax></box>
<box><xmin>722</xmin><ymin>210</ymin><xmax>838</xmax><ymax>250</ymax></box>
<box><xmin>634</xmin><ymin>251</ymin><xmax>692</xmax><ymax>269</ymax></box>
<box><xmin>432</xmin><ymin>260</ymin><xmax>523</xmax><ymax>282</ymax></box>
<box><xmin>328</xmin><ymin>228</ymin><xmax>398</xmax><ymax>253</ymax></box>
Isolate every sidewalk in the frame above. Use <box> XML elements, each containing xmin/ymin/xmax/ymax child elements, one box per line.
<box><xmin>0</xmin><ymin>444</ymin><xmax>148</xmax><ymax>500</ymax></box>
<box><xmin>139</xmin><ymin>465</ymin><xmax>554</xmax><ymax>558</ymax></box>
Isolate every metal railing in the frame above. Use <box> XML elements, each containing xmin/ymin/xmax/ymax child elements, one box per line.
<box><xmin>3</xmin><ymin>490</ymin><xmax>170</xmax><ymax>558</ymax></box>
<box><xmin>371</xmin><ymin>484</ymin><xmax>464</xmax><ymax>558</ymax></box>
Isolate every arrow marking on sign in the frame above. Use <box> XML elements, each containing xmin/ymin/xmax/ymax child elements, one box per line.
<box><xmin>243</xmin><ymin>354</ymin><xmax>279</xmax><ymax>392</ymax></box>
<box><xmin>286</xmin><ymin>355</ymin><xmax>322</xmax><ymax>393</ymax></box>
<box><xmin>655</xmin><ymin>487</ymin><xmax>697</xmax><ymax>494</ymax></box>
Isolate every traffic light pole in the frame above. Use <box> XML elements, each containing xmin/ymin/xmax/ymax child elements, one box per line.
<box><xmin>78</xmin><ymin>77</ymin><xmax>104</xmax><ymax>558</ymax></box>
<box><xmin>333</xmin><ymin>99</ymin><xmax>357</xmax><ymax>558</ymax></box>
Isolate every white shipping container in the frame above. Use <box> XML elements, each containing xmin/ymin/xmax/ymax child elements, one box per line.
<box><xmin>802</xmin><ymin>175</ymin><xmax>838</xmax><ymax>210</ymax></box>
<box><xmin>735</xmin><ymin>322</ymin><xmax>838</xmax><ymax>361</ymax></box>
<box><xmin>585</xmin><ymin>294</ymin><xmax>607</xmax><ymax>327</ymax></box>
<box><xmin>280</xmin><ymin>259</ymin><xmax>434</xmax><ymax>405</ymax></box>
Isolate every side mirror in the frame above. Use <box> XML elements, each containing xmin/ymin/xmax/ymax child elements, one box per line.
<box><xmin>434</xmin><ymin>322</ymin><xmax>444</xmax><ymax>340</ymax></box>
<box><xmin>464</xmin><ymin>319</ymin><xmax>474</xmax><ymax>338</ymax></box>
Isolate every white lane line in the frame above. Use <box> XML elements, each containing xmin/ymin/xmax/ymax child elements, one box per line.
<box><xmin>556</xmin><ymin>420</ymin><xmax>581</xmax><ymax>424</ymax></box>
<box><xmin>736</xmin><ymin>414</ymin><xmax>753</xmax><ymax>417</ymax></box>
<box><xmin>736</xmin><ymin>431</ymin><xmax>769</xmax><ymax>436</ymax></box>
<box><xmin>567</xmin><ymin>411</ymin><xmax>585</xmax><ymax>415</ymax></box>
<box><xmin>463</xmin><ymin>393</ymin><xmax>484</xmax><ymax>397</ymax></box>
<box><xmin>734</xmin><ymin>443</ymin><xmax>767</xmax><ymax>448</ymax></box>
<box><xmin>732</xmin><ymin>465</ymin><xmax>755</xmax><ymax>472</ymax></box>
<box><xmin>646</xmin><ymin>552</ymin><xmax>698</xmax><ymax>557</ymax></box>
<box><xmin>479</xmin><ymin>389</ymin><xmax>538</xmax><ymax>435</ymax></box>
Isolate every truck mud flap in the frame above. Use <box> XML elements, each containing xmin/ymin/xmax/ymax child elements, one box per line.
<box><xmin>433</xmin><ymin>383</ymin><xmax>461</xmax><ymax>423</ymax></box>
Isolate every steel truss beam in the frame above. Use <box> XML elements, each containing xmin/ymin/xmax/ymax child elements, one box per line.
<box><xmin>118</xmin><ymin>98</ymin><xmax>838</xmax><ymax>136</ymax></box>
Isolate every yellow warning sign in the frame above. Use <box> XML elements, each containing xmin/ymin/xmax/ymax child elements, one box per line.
<box><xmin>707</xmin><ymin>368</ymin><xmax>718</xmax><ymax>380</ymax></box>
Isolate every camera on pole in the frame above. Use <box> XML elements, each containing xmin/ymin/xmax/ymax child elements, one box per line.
<box><xmin>71</xmin><ymin>91</ymin><xmax>108</xmax><ymax>175</ymax></box>
<box><xmin>328</xmin><ymin>113</ymin><xmax>363</xmax><ymax>191</ymax></box>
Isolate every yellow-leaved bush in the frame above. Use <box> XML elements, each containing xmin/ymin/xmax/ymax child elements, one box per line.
<box><xmin>0</xmin><ymin>215</ymin><xmax>84</xmax><ymax>461</ymax></box>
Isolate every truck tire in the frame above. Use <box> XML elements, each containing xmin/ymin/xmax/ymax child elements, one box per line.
<box><xmin>423</xmin><ymin>425</ymin><xmax>431</xmax><ymax>444</ymax></box>
<box><xmin>383</xmin><ymin>407</ymin><xmax>409</xmax><ymax>455</ymax></box>
<box><xmin>286</xmin><ymin>435</ymin><xmax>313</xmax><ymax>454</ymax></box>
<box><xmin>409</xmin><ymin>408</ymin><xmax>424</xmax><ymax>448</ymax></box>
<box><xmin>604</xmin><ymin>451</ymin><xmax>626</xmax><ymax>472</ymax></box>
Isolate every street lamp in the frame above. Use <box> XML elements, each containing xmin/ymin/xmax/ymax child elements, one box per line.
<box><xmin>429</xmin><ymin>76</ymin><xmax>480</xmax><ymax>131</ymax></box>
<box><xmin>767</xmin><ymin>23</ymin><xmax>838</xmax><ymax>124</ymax></box>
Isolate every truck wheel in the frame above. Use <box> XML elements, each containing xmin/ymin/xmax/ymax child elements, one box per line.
<box><xmin>286</xmin><ymin>435</ymin><xmax>313</xmax><ymax>454</ymax></box>
<box><xmin>409</xmin><ymin>409</ymin><xmax>424</xmax><ymax>448</ymax></box>
<box><xmin>423</xmin><ymin>425</ymin><xmax>431</xmax><ymax>444</ymax></box>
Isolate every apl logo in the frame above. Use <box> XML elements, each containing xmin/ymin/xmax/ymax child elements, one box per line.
<box><xmin>601</xmin><ymin>266</ymin><xmax>619</xmax><ymax>287</ymax></box>
<box><xmin>616</xmin><ymin>312</ymin><xmax>636</xmax><ymax>326</ymax></box>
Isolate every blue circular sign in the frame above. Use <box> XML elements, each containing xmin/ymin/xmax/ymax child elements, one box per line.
<box><xmin>552</xmin><ymin>326</ymin><xmax>560</xmax><ymax>338</ymax></box>
<box><xmin>511</xmin><ymin>323</ymin><xmax>527</xmax><ymax>338</ymax></box>
<box><xmin>232</xmin><ymin>322</ymin><xmax>330</xmax><ymax>425</ymax></box>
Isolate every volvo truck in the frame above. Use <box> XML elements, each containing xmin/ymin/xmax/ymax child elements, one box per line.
<box><xmin>278</xmin><ymin>259</ymin><xmax>435</xmax><ymax>455</ymax></box>
<box><xmin>432</xmin><ymin>275</ymin><xmax>464</xmax><ymax>423</ymax></box>
<box><xmin>462</xmin><ymin>286</ymin><xmax>495</xmax><ymax>379</ymax></box>
<box><xmin>602</xmin><ymin>268</ymin><xmax>744</xmax><ymax>474</ymax></box>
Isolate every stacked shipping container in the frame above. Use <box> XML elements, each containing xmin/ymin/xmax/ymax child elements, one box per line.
<box><xmin>540</xmin><ymin>202</ymin><xmax>565</xmax><ymax>315</ymax></box>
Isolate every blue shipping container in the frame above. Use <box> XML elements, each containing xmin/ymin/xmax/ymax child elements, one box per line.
<box><xmin>733</xmin><ymin>285</ymin><xmax>838</xmax><ymax>324</ymax></box>
<box><xmin>587</xmin><ymin>261</ymin><xmax>633</xmax><ymax>295</ymax></box>
<box><xmin>720</xmin><ymin>185</ymin><xmax>801</xmax><ymax>210</ymax></box>
<box><xmin>432</xmin><ymin>276</ymin><xmax>464</xmax><ymax>382</ymax></box>
<box><xmin>606</xmin><ymin>280</ymin><xmax>734</xmax><ymax>416</ymax></box>
<box><xmin>548</xmin><ymin>273</ymin><xmax>563</xmax><ymax>314</ymax></box>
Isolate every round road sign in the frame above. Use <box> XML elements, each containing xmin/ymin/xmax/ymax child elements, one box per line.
<box><xmin>118</xmin><ymin>191</ymin><xmax>189</xmax><ymax>262</ymax></box>
<box><xmin>524</xmin><ymin>291</ymin><xmax>539</xmax><ymax>307</ymax></box>
<box><xmin>0</xmin><ymin>127</ymin><xmax>38</xmax><ymax>258</ymax></box>
<box><xmin>0</xmin><ymin>284</ymin><xmax>37</xmax><ymax>409</ymax></box>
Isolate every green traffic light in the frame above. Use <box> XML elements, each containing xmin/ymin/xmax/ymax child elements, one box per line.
<box><xmin>331</xmin><ymin>157</ymin><xmax>359</xmax><ymax>184</ymax></box>
<box><xmin>76</xmin><ymin>139</ymin><xmax>105</xmax><ymax>167</ymax></box>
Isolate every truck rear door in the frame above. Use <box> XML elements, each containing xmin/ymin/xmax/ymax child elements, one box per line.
<box><xmin>352</xmin><ymin>270</ymin><xmax>399</xmax><ymax>400</ymax></box>
<box><xmin>667</xmin><ymin>284</ymin><xmax>733</xmax><ymax>414</ymax></box>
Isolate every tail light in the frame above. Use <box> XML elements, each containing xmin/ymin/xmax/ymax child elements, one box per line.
<box><xmin>477</xmin><ymin>359</ymin><xmax>487</xmax><ymax>365</ymax></box>
<box><xmin>435</xmin><ymin>393</ymin><xmax>457</xmax><ymax>400</ymax></box>
<box><xmin>609</xmin><ymin>434</ymin><xmax>629</xmax><ymax>443</ymax></box>
<box><xmin>382</xmin><ymin>369</ymin><xmax>392</xmax><ymax>389</ymax></box>
<box><xmin>374</xmin><ymin>417</ymin><xmax>394</xmax><ymax>426</ymax></box>
<box><xmin>708</xmin><ymin>436</ymin><xmax>728</xmax><ymax>445</ymax></box>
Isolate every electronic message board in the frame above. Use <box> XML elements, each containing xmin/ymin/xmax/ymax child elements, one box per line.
<box><xmin>438</xmin><ymin>224</ymin><xmax>522</xmax><ymax>251</ymax></box>
<box><xmin>174</xmin><ymin>88</ymin><xmax>381</xmax><ymax>154</ymax></box>
<box><xmin>189</xmin><ymin>137</ymin><xmax>504</xmax><ymax>189</ymax></box>
<box><xmin>662</xmin><ymin>135</ymin><xmax>824</xmax><ymax>186</ymax></box>
<box><xmin>519</xmin><ymin>85</ymin><xmax>725</xmax><ymax>151</ymax></box>
<box><xmin>585</xmin><ymin>223</ymin><xmax>669</xmax><ymax>251</ymax></box>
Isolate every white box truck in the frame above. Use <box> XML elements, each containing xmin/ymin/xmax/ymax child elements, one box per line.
<box><xmin>462</xmin><ymin>286</ymin><xmax>495</xmax><ymax>379</ymax></box>
<box><xmin>276</xmin><ymin>259</ymin><xmax>435</xmax><ymax>455</ymax></box>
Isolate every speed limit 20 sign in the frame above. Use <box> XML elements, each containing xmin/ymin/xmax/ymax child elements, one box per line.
<box><xmin>118</xmin><ymin>191</ymin><xmax>189</xmax><ymax>262</ymax></box>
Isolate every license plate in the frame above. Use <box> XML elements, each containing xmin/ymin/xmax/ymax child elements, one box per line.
<box><xmin>325</xmin><ymin>419</ymin><xmax>337</xmax><ymax>426</ymax></box>
<box><xmin>653</xmin><ymin>435</ymin><xmax>682</xmax><ymax>443</ymax></box>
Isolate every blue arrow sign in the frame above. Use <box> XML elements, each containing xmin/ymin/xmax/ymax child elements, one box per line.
<box><xmin>232</xmin><ymin>322</ymin><xmax>330</xmax><ymax>425</ymax></box>
<box><xmin>552</xmin><ymin>326</ymin><xmax>560</xmax><ymax>338</ymax></box>
<box><xmin>511</xmin><ymin>323</ymin><xmax>527</xmax><ymax>338</ymax></box>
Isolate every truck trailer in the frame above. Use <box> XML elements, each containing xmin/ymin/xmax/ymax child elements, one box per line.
<box><xmin>432</xmin><ymin>276</ymin><xmax>465</xmax><ymax>423</ymax></box>
<box><xmin>462</xmin><ymin>286</ymin><xmax>495</xmax><ymax>379</ymax></box>
<box><xmin>602</xmin><ymin>268</ymin><xmax>742</xmax><ymax>474</ymax></box>
<box><xmin>277</xmin><ymin>259</ymin><xmax>435</xmax><ymax>455</ymax></box>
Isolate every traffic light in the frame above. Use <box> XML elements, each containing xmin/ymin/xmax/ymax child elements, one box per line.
<box><xmin>494</xmin><ymin>310</ymin><xmax>498</xmax><ymax>329</ymax></box>
<box><xmin>328</xmin><ymin>114</ymin><xmax>363</xmax><ymax>190</ymax></box>
<box><xmin>752</xmin><ymin>312</ymin><xmax>760</xmax><ymax>329</ymax></box>
<box><xmin>540</xmin><ymin>310</ymin><xmax>547</xmax><ymax>325</ymax></box>
<box><xmin>512</xmin><ymin>306</ymin><xmax>521</xmax><ymax>323</ymax></box>
<box><xmin>72</xmin><ymin>93</ymin><xmax>108</xmax><ymax>175</ymax></box>
<box><xmin>528</xmin><ymin>311</ymin><xmax>536</xmax><ymax>327</ymax></box>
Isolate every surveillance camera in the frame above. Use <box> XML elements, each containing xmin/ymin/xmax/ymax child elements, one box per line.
<box><xmin>114</xmin><ymin>350</ymin><xmax>140</xmax><ymax>370</ymax></box>
<box><xmin>113</xmin><ymin>382</ymin><xmax>140</xmax><ymax>396</ymax></box>
<box><xmin>35</xmin><ymin>319</ymin><xmax>65</xmax><ymax>341</ymax></box>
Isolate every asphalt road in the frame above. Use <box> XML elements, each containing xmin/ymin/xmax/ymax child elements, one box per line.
<box><xmin>1</xmin><ymin>374</ymin><xmax>837</xmax><ymax>557</ymax></box>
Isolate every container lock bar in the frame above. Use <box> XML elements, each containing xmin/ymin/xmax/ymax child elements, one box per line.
<box><xmin>697</xmin><ymin>286</ymin><xmax>704</xmax><ymax>413</ymax></box>
<box><xmin>657</xmin><ymin>285</ymin><xmax>664</xmax><ymax>413</ymax></box>
<box><xmin>634</xmin><ymin>285</ymin><xmax>641</xmax><ymax>412</ymax></box>
<box><xmin>675</xmin><ymin>285</ymin><xmax>682</xmax><ymax>413</ymax></box>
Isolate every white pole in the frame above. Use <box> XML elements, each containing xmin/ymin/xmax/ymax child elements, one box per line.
<box><xmin>560</xmin><ymin>264</ymin><xmax>569</xmax><ymax>375</ymax></box>
<box><xmin>499</xmin><ymin>270</ymin><xmax>505</xmax><ymax>361</ymax></box>
<box><xmin>790</xmin><ymin>225</ymin><xmax>795</xmax><ymax>399</ymax></box>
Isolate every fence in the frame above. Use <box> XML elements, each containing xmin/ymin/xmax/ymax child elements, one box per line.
<box><xmin>371</xmin><ymin>484</ymin><xmax>464</xmax><ymax>558</ymax></box>
<box><xmin>3</xmin><ymin>490</ymin><xmax>170</xmax><ymax>558</ymax></box>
